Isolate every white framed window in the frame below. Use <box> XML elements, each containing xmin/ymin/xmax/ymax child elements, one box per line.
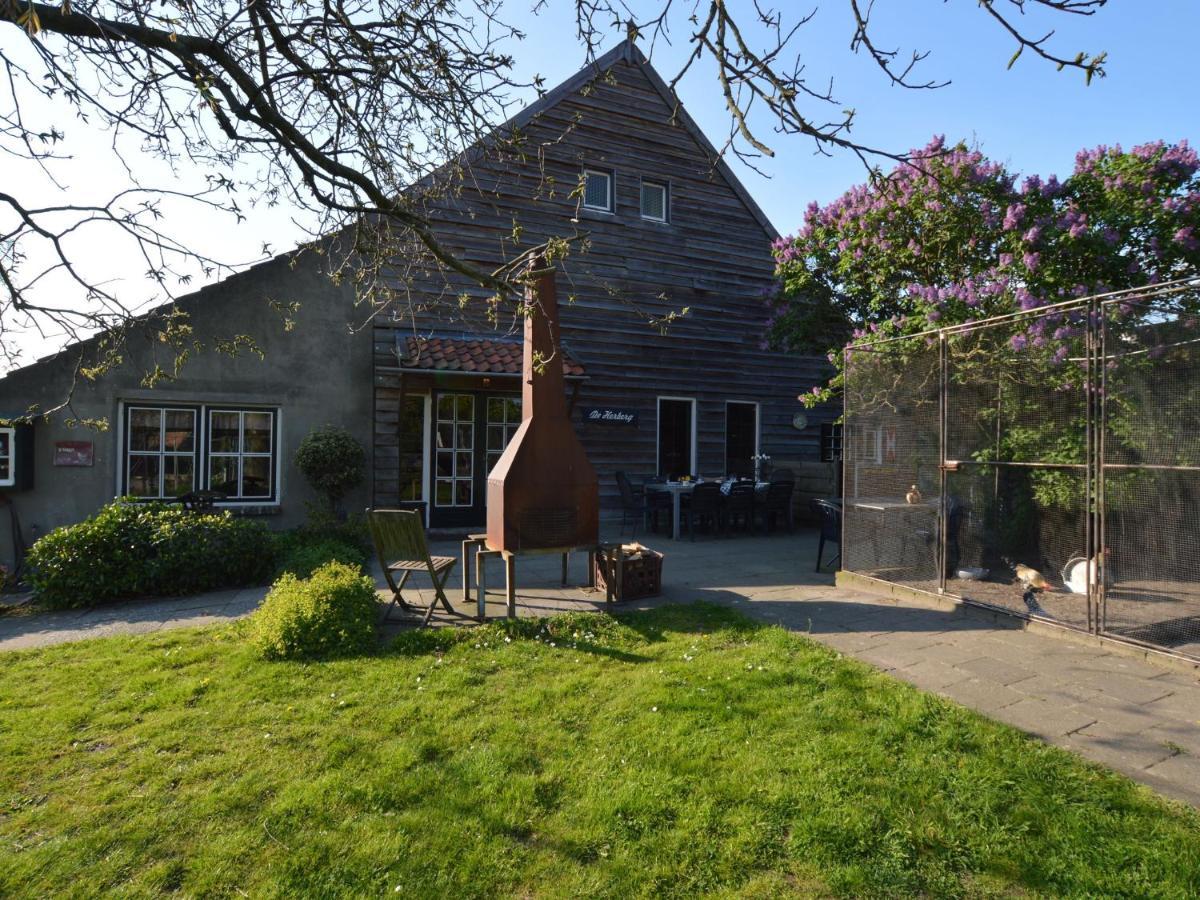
<box><xmin>120</xmin><ymin>403</ymin><xmax>280</xmax><ymax>503</ymax></box>
<box><xmin>125</xmin><ymin>406</ymin><xmax>198</xmax><ymax>499</ymax></box>
<box><xmin>434</xmin><ymin>393</ymin><xmax>475</xmax><ymax>508</ymax></box>
<box><xmin>656</xmin><ymin>396</ymin><xmax>697</xmax><ymax>479</ymax></box>
<box><xmin>640</xmin><ymin>179</ymin><xmax>669</xmax><ymax>223</ymax></box>
<box><xmin>208</xmin><ymin>409</ymin><xmax>276</xmax><ymax>500</ymax></box>
<box><xmin>0</xmin><ymin>426</ymin><xmax>15</xmax><ymax>487</ymax></box>
<box><xmin>582</xmin><ymin>168</ymin><xmax>614</xmax><ymax>212</ymax></box>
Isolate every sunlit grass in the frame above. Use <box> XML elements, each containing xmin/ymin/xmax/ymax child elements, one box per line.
<box><xmin>1</xmin><ymin>603</ymin><xmax>1197</xmax><ymax>897</ymax></box>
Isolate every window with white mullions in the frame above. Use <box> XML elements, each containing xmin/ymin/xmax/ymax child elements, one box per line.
<box><xmin>640</xmin><ymin>179</ymin><xmax>668</xmax><ymax>223</ymax></box>
<box><xmin>126</xmin><ymin>406</ymin><xmax>197</xmax><ymax>499</ymax></box>
<box><xmin>486</xmin><ymin>395</ymin><xmax>522</xmax><ymax>474</ymax></box>
<box><xmin>0</xmin><ymin>427</ymin><xmax>13</xmax><ymax>487</ymax></box>
<box><xmin>582</xmin><ymin>168</ymin><xmax>613</xmax><ymax>212</ymax></box>
<box><xmin>435</xmin><ymin>393</ymin><xmax>475</xmax><ymax>507</ymax></box>
<box><xmin>208</xmin><ymin>409</ymin><xmax>275</xmax><ymax>500</ymax></box>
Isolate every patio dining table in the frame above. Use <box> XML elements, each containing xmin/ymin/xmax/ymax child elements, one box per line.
<box><xmin>645</xmin><ymin>480</ymin><xmax>769</xmax><ymax>540</ymax></box>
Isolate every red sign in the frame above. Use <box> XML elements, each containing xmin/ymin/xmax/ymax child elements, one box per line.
<box><xmin>54</xmin><ymin>440</ymin><xmax>94</xmax><ymax>467</ymax></box>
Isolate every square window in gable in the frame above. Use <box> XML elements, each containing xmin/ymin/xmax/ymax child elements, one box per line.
<box><xmin>582</xmin><ymin>169</ymin><xmax>613</xmax><ymax>212</ymax></box>
<box><xmin>641</xmin><ymin>180</ymin><xmax>669</xmax><ymax>223</ymax></box>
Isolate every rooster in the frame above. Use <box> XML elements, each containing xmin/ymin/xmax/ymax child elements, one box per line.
<box><xmin>1003</xmin><ymin>557</ymin><xmax>1053</xmax><ymax>615</ymax></box>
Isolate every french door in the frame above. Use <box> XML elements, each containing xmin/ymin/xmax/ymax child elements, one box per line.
<box><xmin>430</xmin><ymin>391</ymin><xmax>521</xmax><ymax>527</ymax></box>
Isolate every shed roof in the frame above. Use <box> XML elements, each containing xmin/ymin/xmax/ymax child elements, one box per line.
<box><xmin>399</xmin><ymin>334</ymin><xmax>586</xmax><ymax>377</ymax></box>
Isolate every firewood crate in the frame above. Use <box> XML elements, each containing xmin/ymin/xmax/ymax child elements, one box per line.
<box><xmin>594</xmin><ymin>546</ymin><xmax>663</xmax><ymax>601</ymax></box>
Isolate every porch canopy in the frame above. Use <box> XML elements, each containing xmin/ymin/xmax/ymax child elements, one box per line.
<box><xmin>398</xmin><ymin>333</ymin><xmax>587</xmax><ymax>380</ymax></box>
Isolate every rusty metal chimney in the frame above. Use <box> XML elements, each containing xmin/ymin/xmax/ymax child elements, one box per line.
<box><xmin>486</xmin><ymin>255</ymin><xmax>599</xmax><ymax>553</ymax></box>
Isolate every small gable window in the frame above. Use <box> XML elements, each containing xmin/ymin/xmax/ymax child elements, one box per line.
<box><xmin>640</xmin><ymin>179</ymin><xmax>669</xmax><ymax>223</ymax></box>
<box><xmin>582</xmin><ymin>169</ymin><xmax>613</xmax><ymax>212</ymax></box>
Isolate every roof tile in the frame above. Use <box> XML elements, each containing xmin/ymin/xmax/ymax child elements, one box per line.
<box><xmin>401</xmin><ymin>336</ymin><xmax>585</xmax><ymax>377</ymax></box>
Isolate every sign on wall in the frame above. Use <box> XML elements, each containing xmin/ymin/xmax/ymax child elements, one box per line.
<box><xmin>581</xmin><ymin>406</ymin><xmax>638</xmax><ymax>426</ymax></box>
<box><xmin>54</xmin><ymin>440</ymin><xmax>94</xmax><ymax>467</ymax></box>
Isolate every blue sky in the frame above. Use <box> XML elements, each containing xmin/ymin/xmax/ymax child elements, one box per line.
<box><xmin>4</xmin><ymin>1</ymin><xmax>1197</xmax><ymax>363</ymax></box>
<box><xmin>511</xmin><ymin>1</ymin><xmax>1200</xmax><ymax>236</ymax></box>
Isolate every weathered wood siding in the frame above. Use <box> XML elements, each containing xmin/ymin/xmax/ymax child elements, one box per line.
<box><xmin>373</xmin><ymin>49</ymin><xmax>835</xmax><ymax>514</ymax></box>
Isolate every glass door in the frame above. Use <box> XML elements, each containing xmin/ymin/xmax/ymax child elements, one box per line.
<box><xmin>433</xmin><ymin>393</ymin><xmax>476</xmax><ymax>526</ymax></box>
<box><xmin>430</xmin><ymin>391</ymin><xmax>522</xmax><ymax>527</ymax></box>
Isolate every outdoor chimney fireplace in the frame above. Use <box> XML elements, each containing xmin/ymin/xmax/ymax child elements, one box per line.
<box><xmin>486</xmin><ymin>255</ymin><xmax>599</xmax><ymax>553</ymax></box>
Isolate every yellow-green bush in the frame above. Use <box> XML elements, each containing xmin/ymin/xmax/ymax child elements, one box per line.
<box><xmin>251</xmin><ymin>561</ymin><xmax>378</xmax><ymax>660</ymax></box>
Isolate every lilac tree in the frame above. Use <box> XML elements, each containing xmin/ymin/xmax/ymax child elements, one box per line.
<box><xmin>769</xmin><ymin>136</ymin><xmax>1200</xmax><ymax>406</ymax></box>
<box><xmin>772</xmin><ymin>137</ymin><xmax>1200</xmax><ymax>524</ymax></box>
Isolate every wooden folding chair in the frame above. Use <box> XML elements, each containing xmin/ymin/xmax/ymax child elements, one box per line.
<box><xmin>365</xmin><ymin>509</ymin><xmax>457</xmax><ymax>625</ymax></box>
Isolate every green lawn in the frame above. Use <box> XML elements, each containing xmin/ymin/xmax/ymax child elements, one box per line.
<box><xmin>1</xmin><ymin>604</ymin><xmax>1197</xmax><ymax>898</ymax></box>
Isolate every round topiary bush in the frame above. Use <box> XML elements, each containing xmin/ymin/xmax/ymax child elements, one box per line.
<box><xmin>294</xmin><ymin>425</ymin><xmax>365</xmax><ymax>514</ymax></box>
<box><xmin>250</xmin><ymin>561</ymin><xmax>378</xmax><ymax>661</ymax></box>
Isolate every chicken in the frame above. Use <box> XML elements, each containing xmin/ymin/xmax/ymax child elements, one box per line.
<box><xmin>1004</xmin><ymin>557</ymin><xmax>1053</xmax><ymax>592</ymax></box>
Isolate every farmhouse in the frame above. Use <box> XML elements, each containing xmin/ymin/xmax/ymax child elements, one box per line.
<box><xmin>0</xmin><ymin>41</ymin><xmax>833</xmax><ymax>562</ymax></box>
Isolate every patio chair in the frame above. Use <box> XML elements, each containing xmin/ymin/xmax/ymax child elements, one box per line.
<box><xmin>722</xmin><ymin>481</ymin><xmax>757</xmax><ymax>535</ymax></box>
<box><xmin>642</xmin><ymin>475</ymin><xmax>674</xmax><ymax>533</ymax></box>
<box><xmin>811</xmin><ymin>499</ymin><xmax>842</xmax><ymax>571</ymax></box>
<box><xmin>769</xmin><ymin>468</ymin><xmax>795</xmax><ymax>484</ymax></box>
<box><xmin>758</xmin><ymin>480</ymin><xmax>795</xmax><ymax>533</ymax></box>
<box><xmin>682</xmin><ymin>482</ymin><xmax>723</xmax><ymax>540</ymax></box>
<box><xmin>616</xmin><ymin>471</ymin><xmax>649</xmax><ymax>536</ymax></box>
<box><xmin>917</xmin><ymin>496</ymin><xmax>969</xmax><ymax>577</ymax></box>
<box><xmin>365</xmin><ymin>508</ymin><xmax>457</xmax><ymax>625</ymax></box>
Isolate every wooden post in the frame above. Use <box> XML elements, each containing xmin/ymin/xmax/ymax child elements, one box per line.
<box><xmin>461</xmin><ymin>538</ymin><xmax>473</xmax><ymax>605</ymax></box>
<box><xmin>505</xmin><ymin>553</ymin><xmax>516</xmax><ymax>618</ymax></box>
<box><xmin>476</xmin><ymin>550</ymin><xmax>486</xmax><ymax>623</ymax></box>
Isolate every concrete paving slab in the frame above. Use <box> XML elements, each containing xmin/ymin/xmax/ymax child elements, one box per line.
<box><xmin>957</xmin><ymin>655</ymin><xmax>1038</xmax><ymax>686</ymax></box>
<box><xmin>989</xmin><ymin>698</ymin><xmax>1097</xmax><ymax>741</ymax></box>
<box><xmin>1066</xmin><ymin>721</ymin><xmax>1179</xmax><ymax>772</ymax></box>
<box><xmin>939</xmin><ymin>677</ymin><xmax>1028</xmax><ymax>713</ymax></box>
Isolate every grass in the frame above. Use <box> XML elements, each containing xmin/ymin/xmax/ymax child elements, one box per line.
<box><xmin>1</xmin><ymin>603</ymin><xmax>1198</xmax><ymax>898</ymax></box>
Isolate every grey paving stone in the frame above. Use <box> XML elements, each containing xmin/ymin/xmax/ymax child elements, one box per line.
<box><xmin>989</xmin><ymin>698</ymin><xmax>1097</xmax><ymax>741</ymax></box>
<box><xmin>956</xmin><ymin>655</ymin><xmax>1037</xmax><ymax>686</ymax></box>
<box><xmin>940</xmin><ymin>677</ymin><xmax>1027</xmax><ymax>713</ymax></box>
<box><xmin>1010</xmin><ymin>675</ymin><xmax>1103</xmax><ymax>709</ymax></box>
<box><xmin>1084</xmin><ymin>672</ymin><xmax>1176</xmax><ymax>706</ymax></box>
<box><xmin>1143</xmin><ymin>751</ymin><xmax>1200</xmax><ymax>799</ymax></box>
<box><xmin>1065</xmin><ymin>721</ymin><xmax>1178</xmax><ymax>772</ymax></box>
<box><xmin>892</xmin><ymin>659</ymin><xmax>972</xmax><ymax>692</ymax></box>
<box><xmin>1140</xmin><ymin>686</ymin><xmax>1200</xmax><ymax>724</ymax></box>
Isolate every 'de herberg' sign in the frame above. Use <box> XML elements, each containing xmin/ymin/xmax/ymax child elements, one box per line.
<box><xmin>582</xmin><ymin>406</ymin><xmax>638</xmax><ymax>426</ymax></box>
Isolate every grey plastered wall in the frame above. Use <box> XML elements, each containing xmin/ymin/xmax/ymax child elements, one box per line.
<box><xmin>0</xmin><ymin>251</ymin><xmax>372</xmax><ymax>568</ymax></box>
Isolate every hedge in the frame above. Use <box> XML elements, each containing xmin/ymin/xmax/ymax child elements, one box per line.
<box><xmin>26</xmin><ymin>499</ymin><xmax>275</xmax><ymax>608</ymax></box>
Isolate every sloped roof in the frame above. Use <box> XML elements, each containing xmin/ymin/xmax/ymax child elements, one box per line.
<box><xmin>506</xmin><ymin>39</ymin><xmax>778</xmax><ymax>241</ymax></box>
<box><xmin>400</xmin><ymin>334</ymin><xmax>586</xmax><ymax>377</ymax></box>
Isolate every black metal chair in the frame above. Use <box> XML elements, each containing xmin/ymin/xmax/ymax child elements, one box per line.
<box><xmin>811</xmin><ymin>498</ymin><xmax>842</xmax><ymax>571</ymax></box>
<box><xmin>642</xmin><ymin>475</ymin><xmax>673</xmax><ymax>533</ymax></box>
<box><xmin>758</xmin><ymin>480</ymin><xmax>795</xmax><ymax>533</ymax></box>
<box><xmin>769</xmin><ymin>468</ymin><xmax>794</xmax><ymax>484</ymax></box>
<box><xmin>722</xmin><ymin>481</ymin><xmax>756</xmax><ymax>535</ymax></box>
<box><xmin>615</xmin><ymin>471</ymin><xmax>649</xmax><ymax>536</ymax></box>
<box><xmin>682</xmin><ymin>482</ymin><xmax>723</xmax><ymax>541</ymax></box>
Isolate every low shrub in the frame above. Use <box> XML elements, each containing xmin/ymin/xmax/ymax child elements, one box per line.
<box><xmin>250</xmin><ymin>561</ymin><xmax>378</xmax><ymax>660</ymax></box>
<box><xmin>26</xmin><ymin>500</ymin><xmax>274</xmax><ymax>608</ymax></box>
